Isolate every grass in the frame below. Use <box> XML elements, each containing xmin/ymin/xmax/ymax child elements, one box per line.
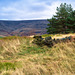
<box><xmin>0</xmin><ymin>34</ymin><xmax>75</xmax><ymax>75</ymax></box>
<box><xmin>42</xmin><ymin>33</ymin><xmax>75</xmax><ymax>39</ymax></box>
<box><xmin>42</xmin><ymin>34</ymin><xmax>55</xmax><ymax>38</ymax></box>
<box><xmin>0</xmin><ymin>37</ymin><xmax>3</xmax><ymax>38</ymax></box>
<box><xmin>0</xmin><ymin>62</ymin><xmax>17</xmax><ymax>70</ymax></box>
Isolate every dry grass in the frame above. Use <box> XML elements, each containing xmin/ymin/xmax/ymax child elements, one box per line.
<box><xmin>53</xmin><ymin>33</ymin><xmax>75</xmax><ymax>39</ymax></box>
<box><xmin>0</xmin><ymin>34</ymin><xmax>75</xmax><ymax>75</ymax></box>
<box><xmin>42</xmin><ymin>33</ymin><xmax>75</xmax><ymax>39</ymax></box>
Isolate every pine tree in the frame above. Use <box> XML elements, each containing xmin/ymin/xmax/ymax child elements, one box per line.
<box><xmin>47</xmin><ymin>3</ymin><xmax>74</xmax><ymax>34</ymax></box>
<box><xmin>66</xmin><ymin>10</ymin><xmax>75</xmax><ymax>33</ymax></box>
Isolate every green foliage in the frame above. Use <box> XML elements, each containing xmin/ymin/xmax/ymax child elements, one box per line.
<box><xmin>47</xmin><ymin>3</ymin><xmax>75</xmax><ymax>34</ymax></box>
<box><xmin>66</xmin><ymin>10</ymin><xmax>75</xmax><ymax>33</ymax></box>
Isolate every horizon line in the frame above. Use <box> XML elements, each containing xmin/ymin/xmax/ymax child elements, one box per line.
<box><xmin>0</xmin><ymin>18</ymin><xmax>49</xmax><ymax>21</ymax></box>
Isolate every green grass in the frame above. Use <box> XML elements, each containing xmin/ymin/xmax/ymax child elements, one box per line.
<box><xmin>0</xmin><ymin>62</ymin><xmax>21</xmax><ymax>71</ymax></box>
<box><xmin>0</xmin><ymin>62</ymin><xmax>16</xmax><ymax>70</ymax></box>
<box><xmin>0</xmin><ymin>37</ymin><xmax>3</xmax><ymax>38</ymax></box>
<box><xmin>18</xmin><ymin>46</ymin><xmax>50</xmax><ymax>55</ymax></box>
<box><xmin>42</xmin><ymin>34</ymin><xmax>55</xmax><ymax>38</ymax></box>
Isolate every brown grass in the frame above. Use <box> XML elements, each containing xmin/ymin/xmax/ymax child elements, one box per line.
<box><xmin>0</xmin><ymin>34</ymin><xmax>75</xmax><ymax>75</ymax></box>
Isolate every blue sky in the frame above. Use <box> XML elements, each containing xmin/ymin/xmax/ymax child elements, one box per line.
<box><xmin>0</xmin><ymin>0</ymin><xmax>75</xmax><ymax>20</ymax></box>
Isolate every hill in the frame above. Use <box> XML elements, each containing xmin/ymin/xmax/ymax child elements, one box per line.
<box><xmin>0</xmin><ymin>20</ymin><xmax>48</xmax><ymax>36</ymax></box>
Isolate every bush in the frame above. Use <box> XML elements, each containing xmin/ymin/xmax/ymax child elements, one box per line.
<box><xmin>44</xmin><ymin>36</ymin><xmax>54</xmax><ymax>47</ymax></box>
<box><xmin>33</xmin><ymin>36</ymin><xmax>44</xmax><ymax>46</ymax></box>
<box><xmin>33</xmin><ymin>35</ymin><xmax>75</xmax><ymax>47</ymax></box>
<box><xmin>33</xmin><ymin>36</ymin><xmax>54</xmax><ymax>47</ymax></box>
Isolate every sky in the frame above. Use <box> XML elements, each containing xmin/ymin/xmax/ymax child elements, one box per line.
<box><xmin>0</xmin><ymin>0</ymin><xmax>75</xmax><ymax>20</ymax></box>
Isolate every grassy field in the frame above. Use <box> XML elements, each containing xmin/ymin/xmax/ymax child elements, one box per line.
<box><xmin>0</xmin><ymin>34</ymin><xmax>75</xmax><ymax>75</ymax></box>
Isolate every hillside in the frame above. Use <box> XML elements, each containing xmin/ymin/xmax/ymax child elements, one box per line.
<box><xmin>0</xmin><ymin>20</ymin><xmax>48</xmax><ymax>36</ymax></box>
<box><xmin>0</xmin><ymin>34</ymin><xmax>75</xmax><ymax>75</ymax></box>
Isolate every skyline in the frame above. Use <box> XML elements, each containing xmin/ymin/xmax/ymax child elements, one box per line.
<box><xmin>0</xmin><ymin>0</ymin><xmax>75</xmax><ymax>20</ymax></box>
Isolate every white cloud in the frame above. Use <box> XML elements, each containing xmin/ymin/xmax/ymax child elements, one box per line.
<box><xmin>0</xmin><ymin>0</ymin><xmax>75</xmax><ymax>20</ymax></box>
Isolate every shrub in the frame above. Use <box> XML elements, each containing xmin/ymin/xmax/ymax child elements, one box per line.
<box><xmin>44</xmin><ymin>36</ymin><xmax>54</xmax><ymax>47</ymax></box>
<box><xmin>33</xmin><ymin>36</ymin><xmax>54</xmax><ymax>47</ymax></box>
<box><xmin>33</xmin><ymin>35</ymin><xmax>75</xmax><ymax>47</ymax></box>
<box><xmin>33</xmin><ymin>35</ymin><xmax>44</xmax><ymax>46</ymax></box>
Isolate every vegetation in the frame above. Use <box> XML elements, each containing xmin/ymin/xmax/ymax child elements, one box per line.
<box><xmin>0</xmin><ymin>62</ymin><xmax>20</xmax><ymax>71</ymax></box>
<box><xmin>0</xmin><ymin>34</ymin><xmax>75</xmax><ymax>75</ymax></box>
<box><xmin>0</xmin><ymin>37</ymin><xmax>3</xmax><ymax>38</ymax></box>
<box><xmin>33</xmin><ymin>34</ymin><xmax>75</xmax><ymax>47</ymax></box>
<box><xmin>47</xmin><ymin>3</ymin><xmax>75</xmax><ymax>34</ymax></box>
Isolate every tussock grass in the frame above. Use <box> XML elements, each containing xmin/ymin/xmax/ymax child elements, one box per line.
<box><xmin>0</xmin><ymin>35</ymin><xmax>75</xmax><ymax>75</ymax></box>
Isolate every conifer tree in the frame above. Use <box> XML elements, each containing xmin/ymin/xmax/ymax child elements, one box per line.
<box><xmin>47</xmin><ymin>3</ymin><xmax>75</xmax><ymax>34</ymax></box>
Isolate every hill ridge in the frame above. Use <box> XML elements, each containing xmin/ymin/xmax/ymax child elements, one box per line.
<box><xmin>0</xmin><ymin>19</ymin><xmax>48</xmax><ymax>36</ymax></box>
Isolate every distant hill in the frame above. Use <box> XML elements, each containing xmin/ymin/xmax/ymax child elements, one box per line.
<box><xmin>0</xmin><ymin>20</ymin><xmax>48</xmax><ymax>36</ymax></box>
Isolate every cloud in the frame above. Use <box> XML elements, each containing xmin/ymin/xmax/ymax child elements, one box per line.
<box><xmin>0</xmin><ymin>0</ymin><xmax>75</xmax><ymax>20</ymax></box>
